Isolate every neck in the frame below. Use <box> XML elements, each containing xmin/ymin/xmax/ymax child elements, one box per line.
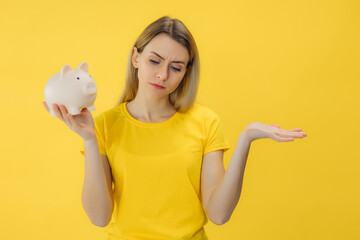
<box><xmin>127</xmin><ymin>94</ymin><xmax>175</xmax><ymax>122</ymax></box>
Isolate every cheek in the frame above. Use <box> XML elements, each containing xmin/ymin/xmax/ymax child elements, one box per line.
<box><xmin>137</xmin><ymin>63</ymin><xmax>148</xmax><ymax>81</ymax></box>
<box><xmin>138</xmin><ymin>62</ymin><xmax>155</xmax><ymax>80</ymax></box>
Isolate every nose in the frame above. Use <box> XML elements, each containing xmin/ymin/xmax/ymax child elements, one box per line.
<box><xmin>87</xmin><ymin>82</ymin><xmax>96</xmax><ymax>90</ymax></box>
<box><xmin>86</xmin><ymin>82</ymin><xmax>97</xmax><ymax>94</ymax></box>
<box><xmin>157</xmin><ymin>65</ymin><xmax>168</xmax><ymax>81</ymax></box>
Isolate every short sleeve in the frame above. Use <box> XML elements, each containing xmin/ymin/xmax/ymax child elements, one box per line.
<box><xmin>203</xmin><ymin>110</ymin><xmax>231</xmax><ymax>155</ymax></box>
<box><xmin>80</xmin><ymin>113</ymin><xmax>107</xmax><ymax>156</ymax></box>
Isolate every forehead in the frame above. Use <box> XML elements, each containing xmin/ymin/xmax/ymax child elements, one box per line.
<box><xmin>143</xmin><ymin>34</ymin><xmax>189</xmax><ymax>61</ymax></box>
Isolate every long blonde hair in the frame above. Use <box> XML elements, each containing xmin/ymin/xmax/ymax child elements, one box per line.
<box><xmin>115</xmin><ymin>16</ymin><xmax>200</xmax><ymax>113</ymax></box>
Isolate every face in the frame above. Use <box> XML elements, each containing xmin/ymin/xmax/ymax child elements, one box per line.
<box><xmin>131</xmin><ymin>33</ymin><xmax>190</xmax><ymax>98</ymax></box>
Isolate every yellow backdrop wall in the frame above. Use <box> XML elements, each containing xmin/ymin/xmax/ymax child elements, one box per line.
<box><xmin>1</xmin><ymin>0</ymin><xmax>359</xmax><ymax>239</ymax></box>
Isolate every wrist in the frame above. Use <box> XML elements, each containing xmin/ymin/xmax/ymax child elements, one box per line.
<box><xmin>239</xmin><ymin>126</ymin><xmax>253</xmax><ymax>144</ymax></box>
<box><xmin>83</xmin><ymin>136</ymin><xmax>98</xmax><ymax>145</ymax></box>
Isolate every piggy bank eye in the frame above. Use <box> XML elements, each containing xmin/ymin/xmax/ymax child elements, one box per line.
<box><xmin>77</xmin><ymin>77</ymin><xmax>80</xmax><ymax>80</ymax></box>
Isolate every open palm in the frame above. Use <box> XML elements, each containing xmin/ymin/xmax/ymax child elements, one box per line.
<box><xmin>42</xmin><ymin>102</ymin><xmax>96</xmax><ymax>141</ymax></box>
<box><xmin>244</xmin><ymin>122</ymin><xmax>307</xmax><ymax>142</ymax></box>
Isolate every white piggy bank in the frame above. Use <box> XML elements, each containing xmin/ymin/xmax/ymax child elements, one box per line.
<box><xmin>44</xmin><ymin>62</ymin><xmax>97</xmax><ymax>117</ymax></box>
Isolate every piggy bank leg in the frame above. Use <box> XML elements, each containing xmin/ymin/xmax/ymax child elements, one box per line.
<box><xmin>86</xmin><ymin>104</ymin><xmax>96</xmax><ymax>111</ymax></box>
<box><xmin>68</xmin><ymin>107</ymin><xmax>81</xmax><ymax>115</ymax></box>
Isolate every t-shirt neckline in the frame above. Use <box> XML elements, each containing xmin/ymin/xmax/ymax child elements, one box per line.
<box><xmin>122</xmin><ymin>101</ymin><xmax>180</xmax><ymax>127</ymax></box>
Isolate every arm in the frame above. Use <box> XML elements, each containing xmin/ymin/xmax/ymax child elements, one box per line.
<box><xmin>205</xmin><ymin>130</ymin><xmax>251</xmax><ymax>225</ymax></box>
<box><xmin>81</xmin><ymin>138</ymin><xmax>114</xmax><ymax>227</ymax></box>
<box><xmin>204</xmin><ymin>123</ymin><xmax>306</xmax><ymax>224</ymax></box>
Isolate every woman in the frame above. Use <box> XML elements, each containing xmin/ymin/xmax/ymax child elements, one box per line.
<box><xmin>43</xmin><ymin>16</ymin><xmax>307</xmax><ymax>240</ymax></box>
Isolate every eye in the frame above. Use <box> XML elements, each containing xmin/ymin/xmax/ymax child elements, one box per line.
<box><xmin>77</xmin><ymin>77</ymin><xmax>80</xmax><ymax>80</ymax></box>
<box><xmin>89</xmin><ymin>75</ymin><xmax>92</xmax><ymax>78</ymax></box>
<box><xmin>172</xmin><ymin>67</ymin><xmax>181</xmax><ymax>72</ymax></box>
<box><xmin>150</xmin><ymin>60</ymin><xmax>181</xmax><ymax>72</ymax></box>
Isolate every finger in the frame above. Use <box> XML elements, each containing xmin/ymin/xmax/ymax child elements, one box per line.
<box><xmin>277</xmin><ymin>127</ymin><xmax>302</xmax><ymax>132</ymax></box>
<box><xmin>53</xmin><ymin>104</ymin><xmax>65</xmax><ymax>122</ymax></box>
<box><xmin>272</xmin><ymin>134</ymin><xmax>294</xmax><ymax>142</ymax></box>
<box><xmin>43</xmin><ymin>102</ymin><xmax>49</xmax><ymax>112</ymax></box>
<box><xmin>285</xmin><ymin>128</ymin><xmax>307</xmax><ymax>137</ymax></box>
<box><xmin>67</xmin><ymin>112</ymin><xmax>80</xmax><ymax>129</ymax></box>
<box><xmin>279</xmin><ymin>128</ymin><xmax>306</xmax><ymax>137</ymax></box>
<box><xmin>287</xmin><ymin>128</ymin><xmax>303</xmax><ymax>132</ymax></box>
<box><xmin>275</xmin><ymin>131</ymin><xmax>304</xmax><ymax>138</ymax></box>
<box><xmin>59</xmin><ymin>105</ymin><xmax>72</xmax><ymax>127</ymax></box>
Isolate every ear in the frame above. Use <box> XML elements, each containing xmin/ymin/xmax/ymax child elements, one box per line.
<box><xmin>60</xmin><ymin>64</ymin><xmax>73</xmax><ymax>79</ymax></box>
<box><xmin>76</xmin><ymin>62</ymin><xmax>89</xmax><ymax>73</ymax></box>
<box><xmin>131</xmin><ymin>47</ymin><xmax>140</xmax><ymax>69</ymax></box>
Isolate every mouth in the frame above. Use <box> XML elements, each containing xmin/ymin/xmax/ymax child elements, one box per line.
<box><xmin>150</xmin><ymin>83</ymin><xmax>165</xmax><ymax>89</ymax></box>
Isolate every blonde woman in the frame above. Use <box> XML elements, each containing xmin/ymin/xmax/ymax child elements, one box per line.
<box><xmin>43</xmin><ymin>16</ymin><xmax>307</xmax><ymax>240</ymax></box>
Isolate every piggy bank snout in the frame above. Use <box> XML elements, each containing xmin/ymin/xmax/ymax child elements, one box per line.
<box><xmin>85</xmin><ymin>82</ymin><xmax>97</xmax><ymax>94</ymax></box>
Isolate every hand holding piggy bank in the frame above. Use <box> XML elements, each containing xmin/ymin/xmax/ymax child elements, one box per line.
<box><xmin>44</xmin><ymin>62</ymin><xmax>97</xmax><ymax>117</ymax></box>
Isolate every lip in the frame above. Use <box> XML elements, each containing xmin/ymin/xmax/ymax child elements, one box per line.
<box><xmin>150</xmin><ymin>83</ymin><xmax>165</xmax><ymax>89</ymax></box>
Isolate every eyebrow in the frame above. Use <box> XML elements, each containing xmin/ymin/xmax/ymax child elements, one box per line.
<box><xmin>150</xmin><ymin>51</ymin><xmax>186</xmax><ymax>65</ymax></box>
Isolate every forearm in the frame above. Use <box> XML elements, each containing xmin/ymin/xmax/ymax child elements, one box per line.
<box><xmin>81</xmin><ymin>138</ymin><xmax>113</xmax><ymax>227</ymax></box>
<box><xmin>208</xmin><ymin>130</ymin><xmax>252</xmax><ymax>224</ymax></box>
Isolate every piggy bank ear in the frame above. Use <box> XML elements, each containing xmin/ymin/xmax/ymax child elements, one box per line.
<box><xmin>76</xmin><ymin>62</ymin><xmax>89</xmax><ymax>73</ymax></box>
<box><xmin>60</xmin><ymin>65</ymin><xmax>73</xmax><ymax>80</ymax></box>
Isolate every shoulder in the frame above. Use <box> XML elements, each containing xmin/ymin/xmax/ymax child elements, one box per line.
<box><xmin>190</xmin><ymin>102</ymin><xmax>220</xmax><ymax>121</ymax></box>
<box><xmin>92</xmin><ymin>104</ymin><xmax>123</xmax><ymax>126</ymax></box>
<box><xmin>182</xmin><ymin>102</ymin><xmax>222</xmax><ymax>129</ymax></box>
<box><xmin>187</xmin><ymin>102</ymin><xmax>213</xmax><ymax>114</ymax></box>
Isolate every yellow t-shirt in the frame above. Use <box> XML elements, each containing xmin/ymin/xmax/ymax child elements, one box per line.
<box><xmin>80</xmin><ymin>101</ymin><xmax>231</xmax><ymax>240</ymax></box>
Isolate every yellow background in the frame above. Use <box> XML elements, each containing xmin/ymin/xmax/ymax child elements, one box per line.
<box><xmin>1</xmin><ymin>0</ymin><xmax>359</xmax><ymax>239</ymax></box>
